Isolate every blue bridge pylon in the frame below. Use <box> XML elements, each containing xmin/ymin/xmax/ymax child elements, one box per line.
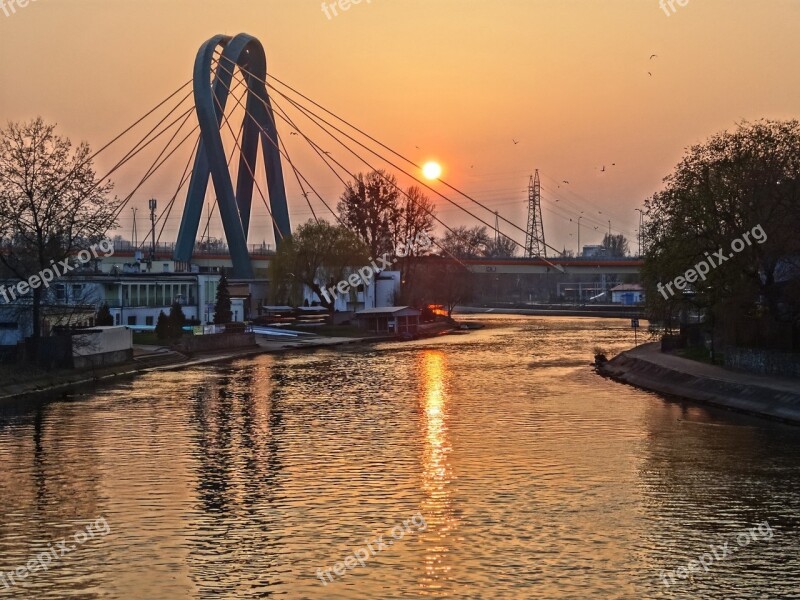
<box><xmin>174</xmin><ymin>33</ymin><xmax>291</xmax><ymax>279</ymax></box>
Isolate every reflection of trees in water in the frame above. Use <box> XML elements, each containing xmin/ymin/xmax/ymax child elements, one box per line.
<box><xmin>636</xmin><ymin>402</ymin><xmax>800</xmax><ymax>595</ymax></box>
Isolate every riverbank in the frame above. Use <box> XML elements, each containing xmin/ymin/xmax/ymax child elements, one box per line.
<box><xmin>0</xmin><ymin>319</ymin><xmax>464</xmax><ymax>404</ymax></box>
<box><xmin>599</xmin><ymin>343</ymin><xmax>800</xmax><ymax>424</ymax></box>
<box><xmin>455</xmin><ymin>305</ymin><xmax>644</xmax><ymax>318</ymax></box>
<box><xmin>0</xmin><ymin>333</ymin><xmax>393</xmax><ymax>405</ymax></box>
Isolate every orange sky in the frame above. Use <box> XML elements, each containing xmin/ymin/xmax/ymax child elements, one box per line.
<box><xmin>1</xmin><ymin>0</ymin><xmax>799</xmax><ymax>253</ymax></box>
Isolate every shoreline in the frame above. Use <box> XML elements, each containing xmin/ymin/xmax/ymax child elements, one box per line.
<box><xmin>599</xmin><ymin>343</ymin><xmax>800</xmax><ymax>425</ymax></box>
<box><xmin>455</xmin><ymin>305</ymin><xmax>644</xmax><ymax>318</ymax></box>
<box><xmin>0</xmin><ymin>334</ymin><xmax>395</xmax><ymax>406</ymax></box>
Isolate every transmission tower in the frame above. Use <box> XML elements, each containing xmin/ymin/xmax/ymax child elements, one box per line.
<box><xmin>524</xmin><ymin>170</ymin><xmax>547</xmax><ymax>257</ymax></box>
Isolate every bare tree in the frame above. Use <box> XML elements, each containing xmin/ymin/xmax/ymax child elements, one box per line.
<box><xmin>439</xmin><ymin>225</ymin><xmax>490</xmax><ymax>259</ymax></box>
<box><xmin>337</xmin><ymin>170</ymin><xmax>401</xmax><ymax>258</ymax></box>
<box><xmin>0</xmin><ymin>118</ymin><xmax>119</xmax><ymax>341</ymax></box>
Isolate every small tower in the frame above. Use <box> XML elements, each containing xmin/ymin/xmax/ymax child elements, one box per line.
<box><xmin>524</xmin><ymin>170</ymin><xmax>546</xmax><ymax>257</ymax></box>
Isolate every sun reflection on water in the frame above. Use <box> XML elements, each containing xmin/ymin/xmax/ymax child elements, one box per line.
<box><xmin>419</xmin><ymin>350</ymin><xmax>456</xmax><ymax>595</ymax></box>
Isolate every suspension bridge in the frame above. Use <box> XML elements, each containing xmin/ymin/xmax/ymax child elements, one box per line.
<box><xmin>81</xmin><ymin>32</ymin><xmax>642</xmax><ymax>282</ymax></box>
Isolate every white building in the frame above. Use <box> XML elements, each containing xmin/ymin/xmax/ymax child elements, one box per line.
<box><xmin>301</xmin><ymin>270</ymin><xmax>401</xmax><ymax>313</ymax></box>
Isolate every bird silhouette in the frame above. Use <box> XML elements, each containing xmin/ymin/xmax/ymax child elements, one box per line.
<box><xmin>324</xmin><ymin>151</ymin><xmax>331</xmax><ymax>155</ymax></box>
<box><xmin>649</xmin><ymin>54</ymin><xmax>658</xmax><ymax>60</ymax></box>
<box><xmin>562</xmin><ymin>180</ymin><xmax>570</xmax><ymax>184</ymax></box>
<box><xmin>601</xmin><ymin>166</ymin><xmax>606</xmax><ymax>172</ymax></box>
<box><xmin>648</xmin><ymin>72</ymin><xmax>652</xmax><ymax>76</ymax></box>
<box><xmin>513</xmin><ymin>139</ymin><xmax>520</xmax><ymax>145</ymax></box>
<box><xmin>289</xmin><ymin>132</ymin><xmax>298</xmax><ymax>136</ymax></box>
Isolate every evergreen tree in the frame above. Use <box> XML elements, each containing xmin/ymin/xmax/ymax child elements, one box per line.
<box><xmin>96</xmin><ymin>303</ymin><xmax>114</xmax><ymax>326</ymax></box>
<box><xmin>155</xmin><ymin>311</ymin><xmax>170</xmax><ymax>341</ymax></box>
<box><xmin>213</xmin><ymin>273</ymin><xmax>233</xmax><ymax>324</ymax></box>
<box><xmin>169</xmin><ymin>303</ymin><xmax>187</xmax><ymax>337</ymax></box>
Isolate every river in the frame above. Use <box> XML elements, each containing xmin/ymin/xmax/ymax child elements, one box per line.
<box><xmin>0</xmin><ymin>316</ymin><xmax>798</xmax><ymax>599</ymax></box>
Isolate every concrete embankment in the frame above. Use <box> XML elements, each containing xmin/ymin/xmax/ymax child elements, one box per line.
<box><xmin>455</xmin><ymin>305</ymin><xmax>644</xmax><ymax>318</ymax></box>
<box><xmin>0</xmin><ymin>334</ymin><xmax>386</xmax><ymax>405</ymax></box>
<box><xmin>600</xmin><ymin>343</ymin><xmax>800</xmax><ymax>425</ymax></box>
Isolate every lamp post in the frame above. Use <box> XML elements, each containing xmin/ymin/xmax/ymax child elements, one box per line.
<box><xmin>148</xmin><ymin>198</ymin><xmax>157</xmax><ymax>270</ymax></box>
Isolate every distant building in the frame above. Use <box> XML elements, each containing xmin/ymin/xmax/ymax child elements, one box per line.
<box><xmin>610</xmin><ymin>283</ymin><xmax>645</xmax><ymax>305</ymax></box>
<box><xmin>582</xmin><ymin>245</ymin><xmax>606</xmax><ymax>258</ymax></box>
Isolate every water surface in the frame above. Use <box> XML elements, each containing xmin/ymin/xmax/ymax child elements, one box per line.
<box><xmin>0</xmin><ymin>316</ymin><xmax>798</xmax><ymax>599</ymax></box>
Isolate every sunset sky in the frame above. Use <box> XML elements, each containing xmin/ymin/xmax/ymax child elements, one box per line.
<box><xmin>2</xmin><ymin>0</ymin><xmax>799</xmax><ymax>253</ymax></box>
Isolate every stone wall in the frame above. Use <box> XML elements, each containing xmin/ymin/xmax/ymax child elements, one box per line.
<box><xmin>176</xmin><ymin>333</ymin><xmax>257</xmax><ymax>355</ymax></box>
<box><xmin>724</xmin><ymin>347</ymin><xmax>800</xmax><ymax>379</ymax></box>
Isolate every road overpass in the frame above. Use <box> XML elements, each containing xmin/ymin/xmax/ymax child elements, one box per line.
<box><xmin>461</xmin><ymin>257</ymin><xmax>643</xmax><ymax>276</ymax></box>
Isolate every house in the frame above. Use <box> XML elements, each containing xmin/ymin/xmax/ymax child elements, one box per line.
<box><xmin>611</xmin><ymin>283</ymin><xmax>645</xmax><ymax>305</ymax></box>
<box><xmin>354</xmin><ymin>306</ymin><xmax>421</xmax><ymax>335</ymax></box>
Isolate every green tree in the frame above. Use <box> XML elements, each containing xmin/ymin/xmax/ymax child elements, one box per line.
<box><xmin>213</xmin><ymin>273</ymin><xmax>233</xmax><ymax>324</ymax></box>
<box><xmin>270</xmin><ymin>220</ymin><xmax>370</xmax><ymax>311</ymax></box>
<box><xmin>0</xmin><ymin>118</ymin><xmax>119</xmax><ymax>341</ymax></box>
<box><xmin>96</xmin><ymin>303</ymin><xmax>113</xmax><ymax>326</ymax></box>
<box><xmin>642</xmin><ymin>119</ymin><xmax>800</xmax><ymax>351</ymax></box>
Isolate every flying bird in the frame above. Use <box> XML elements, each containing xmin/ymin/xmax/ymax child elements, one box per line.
<box><xmin>648</xmin><ymin>72</ymin><xmax>652</xmax><ymax>76</ymax></box>
<box><xmin>601</xmin><ymin>166</ymin><xmax>606</xmax><ymax>172</ymax></box>
<box><xmin>513</xmin><ymin>139</ymin><xmax>520</xmax><ymax>145</ymax></box>
<box><xmin>289</xmin><ymin>132</ymin><xmax>298</xmax><ymax>136</ymax></box>
<box><xmin>562</xmin><ymin>180</ymin><xmax>570</xmax><ymax>184</ymax></box>
<box><xmin>649</xmin><ymin>54</ymin><xmax>658</xmax><ymax>59</ymax></box>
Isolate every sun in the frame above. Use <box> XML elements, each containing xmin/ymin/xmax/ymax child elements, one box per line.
<box><xmin>422</xmin><ymin>161</ymin><xmax>442</xmax><ymax>180</ymax></box>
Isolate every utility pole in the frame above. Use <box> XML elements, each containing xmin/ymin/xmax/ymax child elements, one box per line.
<box><xmin>149</xmin><ymin>198</ymin><xmax>157</xmax><ymax>271</ymax></box>
<box><xmin>577</xmin><ymin>215</ymin><xmax>583</xmax><ymax>256</ymax></box>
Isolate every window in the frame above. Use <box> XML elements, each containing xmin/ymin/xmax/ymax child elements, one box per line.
<box><xmin>54</xmin><ymin>284</ymin><xmax>66</xmax><ymax>301</ymax></box>
<box><xmin>145</xmin><ymin>316</ymin><xmax>154</xmax><ymax>326</ymax></box>
<box><xmin>127</xmin><ymin>316</ymin><xmax>136</xmax><ymax>326</ymax></box>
